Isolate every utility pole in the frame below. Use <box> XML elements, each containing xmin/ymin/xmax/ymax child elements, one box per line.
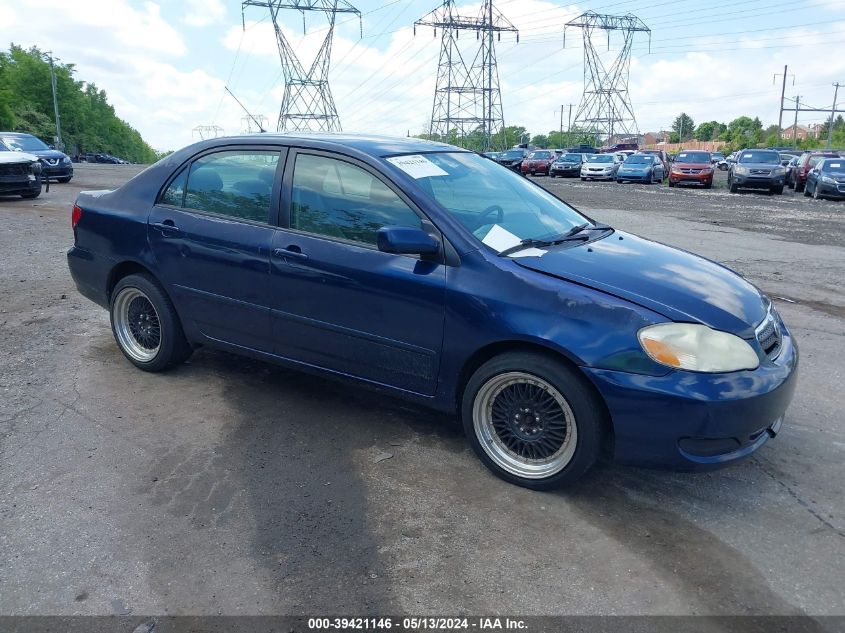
<box><xmin>828</xmin><ymin>82</ymin><xmax>841</xmax><ymax>149</ymax></box>
<box><xmin>567</xmin><ymin>103</ymin><xmax>573</xmax><ymax>145</ymax></box>
<box><xmin>773</xmin><ymin>65</ymin><xmax>794</xmax><ymax>138</ymax></box>
<box><xmin>792</xmin><ymin>95</ymin><xmax>801</xmax><ymax>150</ymax></box>
<box><xmin>44</xmin><ymin>51</ymin><xmax>63</xmax><ymax>151</ymax></box>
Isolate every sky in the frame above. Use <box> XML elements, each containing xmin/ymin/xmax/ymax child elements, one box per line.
<box><xmin>3</xmin><ymin>0</ymin><xmax>845</xmax><ymax>151</ymax></box>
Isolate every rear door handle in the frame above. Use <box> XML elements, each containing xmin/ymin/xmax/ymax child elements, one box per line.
<box><xmin>273</xmin><ymin>247</ymin><xmax>308</xmax><ymax>261</ymax></box>
<box><xmin>151</xmin><ymin>221</ymin><xmax>181</xmax><ymax>236</ymax></box>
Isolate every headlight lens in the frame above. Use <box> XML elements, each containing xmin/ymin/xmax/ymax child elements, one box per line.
<box><xmin>734</xmin><ymin>165</ymin><xmax>749</xmax><ymax>174</ymax></box>
<box><xmin>638</xmin><ymin>323</ymin><xmax>759</xmax><ymax>372</ymax></box>
<box><xmin>30</xmin><ymin>161</ymin><xmax>42</xmax><ymax>175</ymax></box>
<box><xmin>821</xmin><ymin>175</ymin><xmax>835</xmax><ymax>184</ymax></box>
<box><xmin>772</xmin><ymin>167</ymin><xmax>786</xmax><ymax>176</ymax></box>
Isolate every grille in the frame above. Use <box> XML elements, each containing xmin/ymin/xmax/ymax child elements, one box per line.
<box><xmin>756</xmin><ymin>309</ymin><xmax>782</xmax><ymax>360</ymax></box>
<box><xmin>750</xmin><ymin>169</ymin><xmax>771</xmax><ymax>176</ymax></box>
<box><xmin>680</xmin><ymin>168</ymin><xmax>700</xmax><ymax>174</ymax></box>
<box><xmin>0</xmin><ymin>163</ymin><xmax>29</xmax><ymax>177</ymax></box>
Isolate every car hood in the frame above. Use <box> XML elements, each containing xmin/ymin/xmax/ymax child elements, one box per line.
<box><xmin>0</xmin><ymin>151</ymin><xmax>38</xmax><ymax>164</ymax></box>
<box><xmin>514</xmin><ymin>231</ymin><xmax>767</xmax><ymax>337</ymax></box>
<box><xmin>736</xmin><ymin>162</ymin><xmax>779</xmax><ymax>170</ymax></box>
<box><xmin>620</xmin><ymin>163</ymin><xmax>653</xmax><ymax>171</ymax></box>
<box><xmin>26</xmin><ymin>149</ymin><xmax>68</xmax><ymax>160</ymax></box>
<box><xmin>672</xmin><ymin>162</ymin><xmax>710</xmax><ymax>169</ymax></box>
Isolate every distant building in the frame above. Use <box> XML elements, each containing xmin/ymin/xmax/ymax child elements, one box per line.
<box><xmin>781</xmin><ymin>125</ymin><xmax>812</xmax><ymax>140</ymax></box>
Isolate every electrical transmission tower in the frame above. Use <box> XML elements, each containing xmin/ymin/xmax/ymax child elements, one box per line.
<box><xmin>192</xmin><ymin>125</ymin><xmax>225</xmax><ymax>140</ymax></box>
<box><xmin>564</xmin><ymin>12</ymin><xmax>650</xmax><ymax>145</ymax></box>
<box><xmin>242</xmin><ymin>0</ymin><xmax>361</xmax><ymax>132</ymax></box>
<box><xmin>415</xmin><ymin>0</ymin><xmax>518</xmax><ymax>151</ymax></box>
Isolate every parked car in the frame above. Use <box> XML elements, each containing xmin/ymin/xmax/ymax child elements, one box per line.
<box><xmin>717</xmin><ymin>152</ymin><xmax>736</xmax><ymax>171</ymax></box>
<box><xmin>483</xmin><ymin>151</ymin><xmax>501</xmax><ymax>160</ymax></box>
<box><xmin>0</xmin><ymin>132</ymin><xmax>73</xmax><ymax>182</ymax></box>
<box><xmin>804</xmin><ymin>157</ymin><xmax>845</xmax><ymax>200</ymax></box>
<box><xmin>568</xmin><ymin>144</ymin><xmax>597</xmax><ymax>154</ymax></box>
<box><xmin>0</xmin><ymin>150</ymin><xmax>42</xmax><ymax>199</ymax></box>
<box><xmin>67</xmin><ymin>133</ymin><xmax>797</xmax><ymax>489</ymax></box>
<box><xmin>785</xmin><ymin>155</ymin><xmax>802</xmax><ymax>188</ymax></box>
<box><xmin>638</xmin><ymin>149</ymin><xmax>670</xmax><ymax>173</ymax></box>
<box><xmin>793</xmin><ymin>152</ymin><xmax>840</xmax><ymax>193</ymax></box>
<box><xmin>580</xmin><ymin>153</ymin><xmax>621</xmax><ymax>181</ymax></box>
<box><xmin>668</xmin><ymin>150</ymin><xmax>714</xmax><ymax>188</ymax></box>
<box><xmin>711</xmin><ymin>152</ymin><xmax>725</xmax><ymax>164</ymax></box>
<box><xmin>549</xmin><ymin>153</ymin><xmax>585</xmax><ymax>178</ymax></box>
<box><xmin>616</xmin><ymin>153</ymin><xmax>665</xmax><ymax>184</ymax></box>
<box><xmin>728</xmin><ymin>149</ymin><xmax>786</xmax><ymax>194</ymax></box>
<box><xmin>779</xmin><ymin>152</ymin><xmax>799</xmax><ymax>167</ymax></box>
<box><xmin>520</xmin><ymin>149</ymin><xmax>555</xmax><ymax>176</ymax></box>
<box><xmin>494</xmin><ymin>148</ymin><xmax>526</xmax><ymax>172</ymax></box>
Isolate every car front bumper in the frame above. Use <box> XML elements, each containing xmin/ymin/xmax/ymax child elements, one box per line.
<box><xmin>41</xmin><ymin>163</ymin><xmax>74</xmax><ymax>179</ymax></box>
<box><xmin>583</xmin><ymin>327</ymin><xmax>798</xmax><ymax>470</ymax></box>
<box><xmin>815</xmin><ymin>181</ymin><xmax>845</xmax><ymax>198</ymax></box>
<box><xmin>550</xmin><ymin>166</ymin><xmax>580</xmax><ymax>176</ymax></box>
<box><xmin>0</xmin><ymin>174</ymin><xmax>41</xmax><ymax>196</ymax></box>
<box><xmin>617</xmin><ymin>171</ymin><xmax>652</xmax><ymax>181</ymax></box>
<box><xmin>582</xmin><ymin>170</ymin><xmax>615</xmax><ymax>180</ymax></box>
<box><xmin>670</xmin><ymin>171</ymin><xmax>713</xmax><ymax>185</ymax></box>
<box><xmin>733</xmin><ymin>173</ymin><xmax>784</xmax><ymax>189</ymax></box>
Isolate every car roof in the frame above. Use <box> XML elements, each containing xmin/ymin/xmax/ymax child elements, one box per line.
<box><xmin>183</xmin><ymin>132</ymin><xmax>462</xmax><ymax>158</ymax></box>
<box><xmin>0</xmin><ymin>131</ymin><xmax>36</xmax><ymax>137</ymax></box>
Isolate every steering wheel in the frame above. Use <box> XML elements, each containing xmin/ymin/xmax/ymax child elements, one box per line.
<box><xmin>474</xmin><ymin>204</ymin><xmax>504</xmax><ymax>230</ymax></box>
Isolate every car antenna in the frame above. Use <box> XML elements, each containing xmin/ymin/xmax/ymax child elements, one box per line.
<box><xmin>224</xmin><ymin>87</ymin><xmax>266</xmax><ymax>134</ymax></box>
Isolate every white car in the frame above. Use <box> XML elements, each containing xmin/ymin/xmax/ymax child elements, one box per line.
<box><xmin>580</xmin><ymin>154</ymin><xmax>622</xmax><ymax>181</ymax></box>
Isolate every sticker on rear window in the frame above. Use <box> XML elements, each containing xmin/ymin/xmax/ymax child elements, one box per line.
<box><xmin>386</xmin><ymin>155</ymin><xmax>448</xmax><ymax>179</ymax></box>
<box><xmin>829</xmin><ymin>162</ymin><xmax>842</xmax><ymax>168</ymax></box>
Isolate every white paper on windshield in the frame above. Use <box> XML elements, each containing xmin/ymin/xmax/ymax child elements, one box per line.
<box><xmin>386</xmin><ymin>154</ymin><xmax>448</xmax><ymax>179</ymax></box>
<box><xmin>481</xmin><ymin>225</ymin><xmax>546</xmax><ymax>258</ymax></box>
<box><xmin>829</xmin><ymin>162</ymin><xmax>842</xmax><ymax>168</ymax></box>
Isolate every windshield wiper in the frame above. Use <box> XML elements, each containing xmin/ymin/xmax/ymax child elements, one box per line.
<box><xmin>497</xmin><ymin>223</ymin><xmax>610</xmax><ymax>257</ymax></box>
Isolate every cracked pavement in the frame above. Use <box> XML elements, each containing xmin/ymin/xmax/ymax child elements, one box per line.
<box><xmin>0</xmin><ymin>164</ymin><xmax>843</xmax><ymax>616</ymax></box>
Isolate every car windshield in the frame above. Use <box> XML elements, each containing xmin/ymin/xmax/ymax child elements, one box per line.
<box><xmin>2</xmin><ymin>135</ymin><xmax>49</xmax><ymax>152</ymax></box>
<box><xmin>822</xmin><ymin>160</ymin><xmax>845</xmax><ymax>173</ymax></box>
<box><xmin>625</xmin><ymin>155</ymin><xmax>654</xmax><ymax>164</ymax></box>
<box><xmin>501</xmin><ymin>150</ymin><xmax>523</xmax><ymax>159</ymax></box>
<box><xmin>738</xmin><ymin>150</ymin><xmax>779</xmax><ymax>164</ymax></box>
<box><xmin>529</xmin><ymin>151</ymin><xmax>551</xmax><ymax>159</ymax></box>
<box><xmin>712</xmin><ymin>153</ymin><xmax>724</xmax><ymax>159</ymax></box>
<box><xmin>401</xmin><ymin>152</ymin><xmax>593</xmax><ymax>251</ymax></box>
<box><xmin>675</xmin><ymin>152</ymin><xmax>710</xmax><ymax>163</ymax></box>
<box><xmin>587</xmin><ymin>155</ymin><xmax>614</xmax><ymax>163</ymax></box>
<box><xmin>560</xmin><ymin>154</ymin><xmax>581</xmax><ymax>161</ymax></box>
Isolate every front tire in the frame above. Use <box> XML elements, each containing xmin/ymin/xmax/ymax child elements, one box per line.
<box><xmin>729</xmin><ymin>176</ymin><xmax>738</xmax><ymax>193</ymax></box>
<box><xmin>772</xmin><ymin>185</ymin><xmax>784</xmax><ymax>195</ymax></box>
<box><xmin>462</xmin><ymin>352</ymin><xmax>603</xmax><ymax>490</ymax></box>
<box><xmin>110</xmin><ymin>273</ymin><xmax>192</xmax><ymax>372</ymax></box>
<box><xmin>57</xmin><ymin>176</ymin><xmax>72</xmax><ymax>183</ymax></box>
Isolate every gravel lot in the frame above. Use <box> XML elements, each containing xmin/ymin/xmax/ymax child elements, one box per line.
<box><xmin>1</xmin><ymin>163</ymin><xmax>843</xmax><ymax>617</ymax></box>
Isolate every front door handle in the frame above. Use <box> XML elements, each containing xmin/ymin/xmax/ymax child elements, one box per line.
<box><xmin>273</xmin><ymin>246</ymin><xmax>308</xmax><ymax>261</ymax></box>
<box><xmin>151</xmin><ymin>221</ymin><xmax>181</xmax><ymax>236</ymax></box>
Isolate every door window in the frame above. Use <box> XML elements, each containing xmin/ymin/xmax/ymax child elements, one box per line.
<box><xmin>290</xmin><ymin>154</ymin><xmax>421</xmax><ymax>245</ymax></box>
<box><xmin>161</xmin><ymin>151</ymin><xmax>280</xmax><ymax>223</ymax></box>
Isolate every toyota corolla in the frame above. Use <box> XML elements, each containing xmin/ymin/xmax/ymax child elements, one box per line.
<box><xmin>67</xmin><ymin>134</ymin><xmax>798</xmax><ymax>490</ymax></box>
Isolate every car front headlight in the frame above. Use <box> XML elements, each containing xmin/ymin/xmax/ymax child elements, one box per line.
<box><xmin>30</xmin><ymin>161</ymin><xmax>42</xmax><ymax>175</ymax></box>
<box><xmin>638</xmin><ymin>323</ymin><xmax>759</xmax><ymax>372</ymax></box>
<box><xmin>734</xmin><ymin>165</ymin><xmax>749</xmax><ymax>175</ymax></box>
<box><xmin>821</xmin><ymin>175</ymin><xmax>835</xmax><ymax>184</ymax></box>
<box><xmin>772</xmin><ymin>167</ymin><xmax>786</xmax><ymax>176</ymax></box>
<box><xmin>63</xmin><ymin>156</ymin><xmax>71</xmax><ymax>164</ymax></box>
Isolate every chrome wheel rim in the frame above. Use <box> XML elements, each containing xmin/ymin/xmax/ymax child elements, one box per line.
<box><xmin>113</xmin><ymin>287</ymin><xmax>161</xmax><ymax>363</ymax></box>
<box><xmin>473</xmin><ymin>371</ymin><xmax>578</xmax><ymax>479</ymax></box>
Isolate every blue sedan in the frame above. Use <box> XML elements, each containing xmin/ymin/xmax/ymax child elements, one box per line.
<box><xmin>67</xmin><ymin>134</ymin><xmax>798</xmax><ymax>489</ymax></box>
<box><xmin>616</xmin><ymin>153</ymin><xmax>665</xmax><ymax>184</ymax></box>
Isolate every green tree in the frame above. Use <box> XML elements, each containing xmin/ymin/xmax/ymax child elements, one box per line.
<box><xmin>0</xmin><ymin>44</ymin><xmax>158</xmax><ymax>162</ymax></box>
<box><xmin>672</xmin><ymin>113</ymin><xmax>695</xmax><ymax>141</ymax></box>
<box><xmin>724</xmin><ymin>116</ymin><xmax>763</xmax><ymax>149</ymax></box>
<box><xmin>531</xmin><ymin>134</ymin><xmax>549</xmax><ymax>148</ymax></box>
<box><xmin>694</xmin><ymin>120</ymin><xmax>726</xmax><ymax>141</ymax></box>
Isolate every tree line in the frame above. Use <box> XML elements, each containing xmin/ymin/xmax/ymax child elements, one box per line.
<box><xmin>0</xmin><ymin>45</ymin><xmax>159</xmax><ymax>163</ymax></box>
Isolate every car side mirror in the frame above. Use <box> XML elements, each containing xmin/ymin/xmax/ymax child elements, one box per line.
<box><xmin>377</xmin><ymin>226</ymin><xmax>441</xmax><ymax>256</ymax></box>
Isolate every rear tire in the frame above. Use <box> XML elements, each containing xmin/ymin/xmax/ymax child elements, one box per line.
<box><xmin>461</xmin><ymin>351</ymin><xmax>604</xmax><ymax>490</ymax></box>
<box><xmin>795</xmin><ymin>181</ymin><xmax>805</xmax><ymax>193</ymax></box>
<box><xmin>804</xmin><ymin>185</ymin><xmax>811</xmax><ymax>198</ymax></box>
<box><xmin>110</xmin><ymin>273</ymin><xmax>192</xmax><ymax>372</ymax></box>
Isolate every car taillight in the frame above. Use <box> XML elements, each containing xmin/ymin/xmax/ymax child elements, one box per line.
<box><xmin>72</xmin><ymin>204</ymin><xmax>82</xmax><ymax>229</ymax></box>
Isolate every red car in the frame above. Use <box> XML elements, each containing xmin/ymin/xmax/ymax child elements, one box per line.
<box><xmin>793</xmin><ymin>152</ymin><xmax>840</xmax><ymax>193</ymax></box>
<box><xmin>520</xmin><ymin>150</ymin><xmax>555</xmax><ymax>176</ymax></box>
<box><xmin>669</xmin><ymin>150</ymin><xmax>714</xmax><ymax>188</ymax></box>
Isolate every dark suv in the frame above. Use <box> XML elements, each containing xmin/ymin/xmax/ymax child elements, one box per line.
<box><xmin>0</xmin><ymin>132</ymin><xmax>73</xmax><ymax>182</ymax></box>
<box><xmin>494</xmin><ymin>148</ymin><xmax>527</xmax><ymax>172</ymax></box>
<box><xmin>0</xmin><ymin>150</ymin><xmax>42</xmax><ymax>199</ymax></box>
<box><xmin>728</xmin><ymin>149</ymin><xmax>786</xmax><ymax>194</ymax></box>
<box><xmin>549</xmin><ymin>153</ymin><xmax>584</xmax><ymax>178</ymax></box>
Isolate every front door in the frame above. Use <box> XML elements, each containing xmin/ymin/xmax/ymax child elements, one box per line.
<box><xmin>268</xmin><ymin>151</ymin><xmax>446</xmax><ymax>395</ymax></box>
<box><xmin>148</xmin><ymin>148</ymin><xmax>284</xmax><ymax>352</ymax></box>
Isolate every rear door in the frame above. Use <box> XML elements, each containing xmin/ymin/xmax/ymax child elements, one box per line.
<box><xmin>148</xmin><ymin>146</ymin><xmax>285</xmax><ymax>352</ymax></box>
